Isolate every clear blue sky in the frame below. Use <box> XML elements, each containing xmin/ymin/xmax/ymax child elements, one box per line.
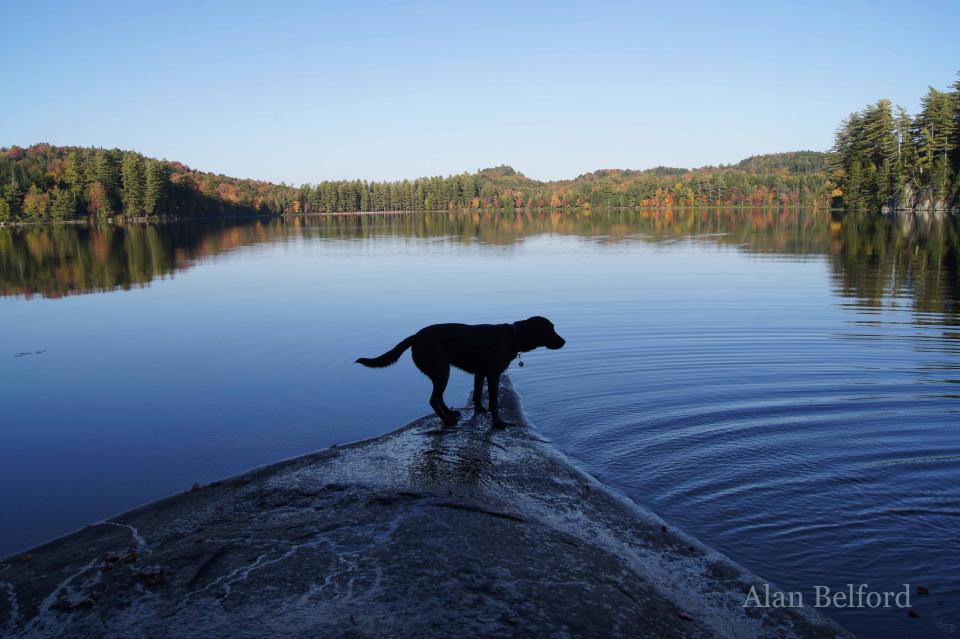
<box><xmin>5</xmin><ymin>0</ymin><xmax>959</xmax><ymax>184</ymax></box>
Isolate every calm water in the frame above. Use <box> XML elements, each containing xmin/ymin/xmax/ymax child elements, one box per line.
<box><xmin>2</xmin><ymin>209</ymin><xmax>958</xmax><ymax>637</ymax></box>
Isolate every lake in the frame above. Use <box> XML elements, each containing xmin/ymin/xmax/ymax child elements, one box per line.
<box><xmin>2</xmin><ymin>208</ymin><xmax>958</xmax><ymax>637</ymax></box>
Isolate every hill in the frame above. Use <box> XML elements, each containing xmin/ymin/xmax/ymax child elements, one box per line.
<box><xmin>0</xmin><ymin>145</ymin><xmax>830</xmax><ymax>223</ymax></box>
<box><xmin>0</xmin><ymin>144</ymin><xmax>296</xmax><ymax>222</ymax></box>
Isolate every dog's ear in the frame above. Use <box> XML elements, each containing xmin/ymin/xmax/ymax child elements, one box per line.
<box><xmin>529</xmin><ymin>316</ymin><xmax>556</xmax><ymax>333</ymax></box>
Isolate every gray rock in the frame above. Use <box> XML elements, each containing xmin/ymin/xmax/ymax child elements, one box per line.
<box><xmin>0</xmin><ymin>377</ymin><xmax>852</xmax><ymax>638</ymax></box>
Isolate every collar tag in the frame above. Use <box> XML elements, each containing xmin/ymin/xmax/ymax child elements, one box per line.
<box><xmin>511</xmin><ymin>322</ymin><xmax>525</xmax><ymax>368</ymax></box>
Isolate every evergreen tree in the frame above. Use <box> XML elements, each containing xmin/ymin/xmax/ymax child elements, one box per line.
<box><xmin>306</xmin><ymin>185</ymin><xmax>322</xmax><ymax>213</ymax></box>
<box><xmin>50</xmin><ymin>187</ymin><xmax>77</xmax><ymax>220</ymax></box>
<box><xmin>143</xmin><ymin>160</ymin><xmax>169</xmax><ymax>215</ymax></box>
<box><xmin>359</xmin><ymin>182</ymin><xmax>370</xmax><ymax>211</ymax></box>
<box><xmin>201</xmin><ymin>174</ymin><xmax>219</xmax><ymax>199</ymax></box>
<box><xmin>3</xmin><ymin>174</ymin><xmax>22</xmax><ymax>217</ymax></box>
<box><xmin>933</xmin><ymin>155</ymin><xmax>952</xmax><ymax>201</ymax></box>
<box><xmin>846</xmin><ymin>159</ymin><xmax>864</xmax><ymax>208</ymax></box>
<box><xmin>461</xmin><ymin>173</ymin><xmax>476</xmax><ymax>207</ymax></box>
<box><xmin>952</xmin><ymin>72</ymin><xmax>960</xmax><ymax>181</ymax></box>
<box><xmin>93</xmin><ymin>149</ymin><xmax>118</xmax><ymax>211</ymax></box>
<box><xmin>894</xmin><ymin>106</ymin><xmax>914</xmax><ymax>193</ymax></box>
<box><xmin>875</xmin><ymin>158</ymin><xmax>892</xmax><ymax>204</ymax></box>
<box><xmin>121</xmin><ymin>152</ymin><xmax>145</xmax><ymax>215</ymax></box>
<box><xmin>64</xmin><ymin>151</ymin><xmax>83</xmax><ymax>191</ymax></box>
<box><xmin>914</xmin><ymin>87</ymin><xmax>956</xmax><ymax>181</ymax></box>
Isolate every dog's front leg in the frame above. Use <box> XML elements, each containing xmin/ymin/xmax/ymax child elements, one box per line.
<box><xmin>473</xmin><ymin>374</ymin><xmax>487</xmax><ymax>414</ymax></box>
<box><xmin>487</xmin><ymin>372</ymin><xmax>512</xmax><ymax>429</ymax></box>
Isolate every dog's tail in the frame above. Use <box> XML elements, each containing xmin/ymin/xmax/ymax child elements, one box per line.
<box><xmin>355</xmin><ymin>336</ymin><xmax>414</xmax><ymax>368</ymax></box>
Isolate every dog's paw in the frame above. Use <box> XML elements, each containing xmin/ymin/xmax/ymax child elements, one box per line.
<box><xmin>447</xmin><ymin>409</ymin><xmax>461</xmax><ymax>420</ymax></box>
<box><xmin>492</xmin><ymin>419</ymin><xmax>513</xmax><ymax>429</ymax></box>
<box><xmin>441</xmin><ymin>414</ymin><xmax>460</xmax><ymax>427</ymax></box>
<box><xmin>473</xmin><ymin>405</ymin><xmax>488</xmax><ymax>414</ymax></box>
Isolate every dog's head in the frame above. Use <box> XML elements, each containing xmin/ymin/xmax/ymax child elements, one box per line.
<box><xmin>518</xmin><ymin>316</ymin><xmax>566</xmax><ymax>351</ymax></box>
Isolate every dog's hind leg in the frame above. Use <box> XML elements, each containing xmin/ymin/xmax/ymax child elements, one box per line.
<box><xmin>473</xmin><ymin>374</ymin><xmax>487</xmax><ymax>414</ymax></box>
<box><xmin>412</xmin><ymin>343</ymin><xmax>459</xmax><ymax>426</ymax></box>
<box><xmin>431</xmin><ymin>368</ymin><xmax>460</xmax><ymax>426</ymax></box>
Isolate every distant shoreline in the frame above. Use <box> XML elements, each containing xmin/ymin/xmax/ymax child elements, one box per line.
<box><xmin>3</xmin><ymin>203</ymin><xmax>958</xmax><ymax>229</ymax></box>
<box><xmin>0</xmin><ymin>204</ymin><xmax>850</xmax><ymax>229</ymax></box>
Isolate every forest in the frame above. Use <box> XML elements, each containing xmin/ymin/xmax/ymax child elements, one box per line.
<box><xmin>0</xmin><ymin>145</ymin><xmax>294</xmax><ymax>222</ymax></box>
<box><xmin>830</xmin><ymin>71</ymin><xmax>960</xmax><ymax>211</ymax></box>
<box><xmin>0</xmin><ymin>145</ymin><xmax>829</xmax><ymax>223</ymax></box>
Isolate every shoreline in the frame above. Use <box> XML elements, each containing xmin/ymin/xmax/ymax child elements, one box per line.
<box><xmin>2</xmin><ymin>204</ymin><xmax>957</xmax><ymax>229</ymax></box>
<box><xmin>0</xmin><ymin>377</ymin><xmax>852</xmax><ymax>638</ymax></box>
<box><xmin>0</xmin><ymin>204</ymin><xmax>843</xmax><ymax>229</ymax></box>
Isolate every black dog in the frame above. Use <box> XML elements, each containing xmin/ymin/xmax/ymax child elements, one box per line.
<box><xmin>356</xmin><ymin>316</ymin><xmax>565</xmax><ymax>428</ymax></box>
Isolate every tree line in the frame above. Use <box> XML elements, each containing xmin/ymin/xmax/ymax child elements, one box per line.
<box><xmin>292</xmin><ymin>156</ymin><xmax>830</xmax><ymax>214</ymax></box>
<box><xmin>830</xmin><ymin>71</ymin><xmax>960</xmax><ymax>211</ymax></box>
<box><xmin>0</xmin><ymin>144</ymin><xmax>296</xmax><ymax>222</ymax></box>
<box><xmin>1</xmin><ymin>144</ymin><xmax>832</xmax><ymax>224</ymax></box>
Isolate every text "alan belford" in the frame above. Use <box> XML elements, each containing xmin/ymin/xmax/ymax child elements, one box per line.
<box><xmin>744</xmin><ymin>583</ymin><xmax>911</xmax><ymax>608</ymax></box>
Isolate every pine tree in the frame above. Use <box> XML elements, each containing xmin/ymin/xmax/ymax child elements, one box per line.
<box><xmin>462</xmin><ymin>173</ymin><xmax>476</xmax><ymax>207</ymax></box>
<box><xmin>321</xmin><ymin>182</ymin><xmax>336</xmax><ymax>212</ymax></box>
<box><xmin>864</xmin><ymin>100</ymin><xmax>897</xmax><ymax>170</ymax></box>
<box><xmin>933</xmin><ymin>155</ymin><xmax>951</xmax><ymax>201</ymax></box>
<box><xmin>201</xmin><ymin>174</ymin><xmax>219</xmax><ymax>199</ymax></box>
<box><xmin>3</xmin><ymin>173</ymin><xmax>22</xmax><ymax>216</ymax></box>
<box><xmin>846</xmin><ymin>159</ymin><xmax>864</xmax><ymax>208</ymax></box>
<box><xmin>93</xmin><ymin>149</ymin><xmax>118</xmax><ymax>211</ymax></box>
<box><xmin>894</xmin><ymin>106</ymin><xmax>914</xmax><ymax>193</ymax></box>
<box><xmin>875</xmin><ymin>158</ymin><xmax>892</xmax><ymax>205</ymax></box>
<box><xmin>143</xmin><ymin>160</ymin><xmax>169</xmax><ymax>215</ymax></box>
<box><xmin>50</xmin><ymin>187</ymin><xmax>77</xmax><ymax>220</ymax></box>
<box><xmin>64</xmin><ymin>151</ymin><xmax>83</xmax><ymax>191</ymax></box>
<box><xmin>359</xmin><ymin>182</ymin><xmax>370</xmax><ymax>211</ymax></box>
<box><xmin>121</xmin><ymin>152</ymin><xmax>145</xmax><ymax>215</ymax></box>
<box><xmin>952</xmin><ymin>72</ymin><xmax>960</xmax><ymax>182</ymax></box>
<box><xmin>914</xmin><ymin>87</ymin><xmax>956</xmax><ymax>183</ymax></box>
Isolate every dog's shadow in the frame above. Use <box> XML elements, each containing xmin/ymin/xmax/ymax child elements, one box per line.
<box><xmin>407</xmin><ymin>387</ymin><xmax>505</xmax><ymax>490</ymax></box>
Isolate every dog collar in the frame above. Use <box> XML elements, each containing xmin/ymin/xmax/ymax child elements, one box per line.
<box><xmin>510</xmin><ymin>323</ymin><xmax>524</xmax><ymax>368</ymax></box>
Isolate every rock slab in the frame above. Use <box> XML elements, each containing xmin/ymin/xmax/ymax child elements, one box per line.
<box><xmin>0</xmin><ymin>378</ymin><xmax>851</xmax><ymax>638</ymax></box>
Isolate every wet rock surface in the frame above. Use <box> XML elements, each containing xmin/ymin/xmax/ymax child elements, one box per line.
<box><xmin>1</xmin><ymin>378</ymin><xmax>852</xmax><ymax>638</ymax></box>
